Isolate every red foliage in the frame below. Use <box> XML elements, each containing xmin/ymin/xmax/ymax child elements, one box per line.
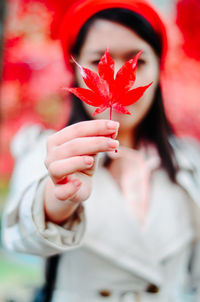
<box><xmin>176</xmin><ymin>0</ymin><xmax>200</xmax><ymax>60</ymax></box>
<box><xmin>67</xmin><ymin>49</ymin><xmax>152</xmax><ymax>118</ymax></box>
<box><xmin>162</xmin><ymin>21</ymin><xmax>200</xmax><ymax>140</ymax></box>
<box><xmin>0</xmin><ymin>0</ymin><xmax>72</xmax><ymax>179</ymax></box>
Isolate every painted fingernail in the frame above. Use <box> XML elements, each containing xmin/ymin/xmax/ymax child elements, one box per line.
<box><xmin>84</xmin><ymin>156</ymin><xmax>94</xmax><ymax>166</ymax></box>
<box><xmin>107</xmin><ymin>121</ymin><xmax>119</xmax><ymax>130</ymax></box>
<box><xmin>108</xmin><ymin>139</ymin><xmax>119</xmax><ymax>149</ymax></box>
<box><xmin>57</xmin><ymin>176</ymin><xmax>68</xmax><ymax>185</ymax></box>
<box><xmin>72</xmin><ymin>179</ymin><xmax>81</xmax><ymax>187</ymax></box>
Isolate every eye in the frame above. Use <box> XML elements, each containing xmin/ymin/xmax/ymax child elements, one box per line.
<box><xmin>137</xmin><ymin>59</ymin><xmax>146</xmax><ymax>66</ymax></box>
<box><xmin>91</xmin><ymin>60</ymin><xmax>100</xmax><ymax>66</ymax></box>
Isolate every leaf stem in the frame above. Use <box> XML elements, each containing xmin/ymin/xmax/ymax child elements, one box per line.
<box><xmin>109</xmin><ymin>105</ymin><xmax>118</xmax><ymax>153</ymax></box>
<box><xmin>110</xmin><ymin>106</ymin><xmax>112</xmax><ymax>120</ymax></box>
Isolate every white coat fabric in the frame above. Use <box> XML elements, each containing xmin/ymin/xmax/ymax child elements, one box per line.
<box><xmin>1</xmin><ymin>124</ymin><xmax>200</xmax><ymax>302</ymax></box>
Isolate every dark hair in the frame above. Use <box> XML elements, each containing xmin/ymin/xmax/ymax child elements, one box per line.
<box><xmin>40</xmin><ymin>8</ymin><xmax>177</xmax><ymax>302</ymax></box>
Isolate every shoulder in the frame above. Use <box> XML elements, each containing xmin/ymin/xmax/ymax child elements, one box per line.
<box><xmin>170</xmin><ymin>136</ymin><xmax>200</xmax><ymax>170</ymax></box>
<box><xmin>171</xmin><ymin>136</ymin><xmax>200</xmax><ymax>153</ymax></box>
<box><xmin>169</xmin><ymin>136</ymin><xmax>200</xmax><ymax>207</ymax></box>
<box><xmin>11</xmin><ymin>124</ymin><xmax>55</xmax><ymax>159</ymax></box>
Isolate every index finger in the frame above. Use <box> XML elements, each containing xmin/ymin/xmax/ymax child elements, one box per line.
<box><xmin>50</xmin><ymin>120</ymin><xmax>119</xmax><ymax>146</ymax></box>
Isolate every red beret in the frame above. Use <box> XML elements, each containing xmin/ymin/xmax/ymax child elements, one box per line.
<box><xmin>55</xmin><ymin>0</ymin><xmax>168</xmax><ymax>69</ymax></box>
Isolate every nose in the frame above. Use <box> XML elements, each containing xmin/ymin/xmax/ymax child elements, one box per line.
<box><xmin>114</xmin><ymin>60</ymin><xmax>125</xmax><ymax>78</ymax></box>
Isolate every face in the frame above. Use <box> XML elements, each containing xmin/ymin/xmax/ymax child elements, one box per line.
<box><xmin>74</xmin><ymin>19</ymin><xmax>160</xmax><ymax>134</ymax></box>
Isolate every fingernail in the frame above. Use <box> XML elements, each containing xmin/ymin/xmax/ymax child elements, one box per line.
<box><xmin>84</xmin><ymin>156</ymin><xmax>94</xmax><ymax>166</ymax></box>
<box><xmin>111</xmin><ymin>128</ymin><xmax>119</xmax><ymax>139</ymax></box>
<box><xmin>108</xmin><ymin>139</ymin><xmax>119</xmax><ymax>149</ymax></box>
<box><xmin>57</xmin><ymin>176</ymin><xmax>68</xmax><ymax>185</ymax></box>
<box><xmin>72</xmin><ymin>179</ymin><xmax>81</xmax><ymax>187</ymax></box>
<box><xmin>107</xmin><ymin>121</ymin><xmax>119</xmax><ymax>130</ymax></box>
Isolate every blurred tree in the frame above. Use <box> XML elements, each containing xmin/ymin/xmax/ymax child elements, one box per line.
<box><xmin>161</xmin><ymin>0</ymin><xmax>200</xmax><ymax>140</ymax></box>
<box><xmin>176</xmin><ymin>0</ymin><xmax>200</xmax><ymax>60</ymax></box>
<box><xmin>0</xmin><ymin>0</ymin><xmax>5</xmax><ymax>78</ymax></box>
<box><xmin>0</xmin><ymin>0</ymin><xmax>72</xmax><ymax>179</ymax></box>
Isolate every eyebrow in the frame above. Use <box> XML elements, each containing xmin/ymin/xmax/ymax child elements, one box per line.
<box><xmin>86</xmin><ymin>49</ymin><xmax>146</xmax><ymax>57</ymax></box>
<box><xmin>86</xmin><ymin>50</ymin><xmax>106</xmax><ymax>56</ymax></box>
<box><xmin>125</xmin><ymin>49</ymin><xmax>146</xmax><ymax>57</ymax></box>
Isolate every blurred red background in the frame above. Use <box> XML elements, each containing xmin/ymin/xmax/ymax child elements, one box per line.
<box><xmin>1</xmin><ymin>0</ymin><xmax>200</xmax><ymax>180</ymax></box>
<box><xmin>0</xmin><ymin>0</ymin><xmax>72</xmax><ymax>179</ymax></box>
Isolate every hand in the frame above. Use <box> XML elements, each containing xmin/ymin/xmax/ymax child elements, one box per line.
<box><xmin>44</xmin><ymin>120</ymin><xmax>119</xmax><ymax>223</ymax></box>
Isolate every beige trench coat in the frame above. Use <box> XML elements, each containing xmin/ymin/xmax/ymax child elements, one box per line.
<box><xmin>2</xmin><ymin>125</ymin><xmax>200</xmax><ymax>302</ymax></box>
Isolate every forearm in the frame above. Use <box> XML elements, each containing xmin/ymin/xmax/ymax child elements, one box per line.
<box><xmin>2</xmin><ymin>177</ymin><xmax>86</xmax><ymax>257</ymax></box>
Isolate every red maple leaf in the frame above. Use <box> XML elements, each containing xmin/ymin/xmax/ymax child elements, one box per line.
<box><xmin>66</xmin><ymin>49</ymin><xmax>152</xmax><ymax>119</ymax></box>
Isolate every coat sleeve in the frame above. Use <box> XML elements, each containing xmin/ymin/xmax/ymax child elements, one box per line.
<box><xmin>173</xmin><ymin>137</ymin><xmax>200</xmax><ymax>206</ymax></box>
<box><xmin>173</xmin><ymin>137</ymin><xmax>200</xmax><ymax>299</ymax></box>
<box><xmin>1</xmin><ymin>125</ymin><xmax>86</xmax><ymax>257</ymax></box>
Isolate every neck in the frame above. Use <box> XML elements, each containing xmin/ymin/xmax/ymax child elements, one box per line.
<box><xmin>117</xmin><ymin>128</ymin><xmax>135</xmax><ymax>148</ymax></box>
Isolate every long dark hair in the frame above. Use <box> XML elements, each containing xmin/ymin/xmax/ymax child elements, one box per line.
<box><xmin>40</xmin><ymin>8</ymin><xmax>177</xmax><ymax>302</ymax></box>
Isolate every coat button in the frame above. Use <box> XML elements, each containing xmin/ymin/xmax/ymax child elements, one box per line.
<box><xmin>146</xmin><ymin>283</ymin><xmax>159</xmax><ymax>293</ymax></box>
<box><xmin>99</xmin><ymin>289</ymin><xmax>112</xmax><ymax>297</ymax></box>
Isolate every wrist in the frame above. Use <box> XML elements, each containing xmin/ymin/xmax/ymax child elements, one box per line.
<box><xmin>44</xmin><ymin>177</ymin><xmax>80</xmax><ymax>224</ymax></box>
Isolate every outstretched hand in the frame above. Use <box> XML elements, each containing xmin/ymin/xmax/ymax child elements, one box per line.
<box><xmin>44</xmin><ymin>120</ymin><xmax>119</xmax><ymax>223</ymax></box>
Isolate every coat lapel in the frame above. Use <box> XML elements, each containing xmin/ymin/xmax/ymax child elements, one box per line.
<box><xmin>83</xmin><ymin>166</ymin><xmax>163</xmax><ymax>285</ymax></box>
<box><xmin>83</xmin><ymin>150</ymin><xmax>195</xmax><ymax>286</ymax></box>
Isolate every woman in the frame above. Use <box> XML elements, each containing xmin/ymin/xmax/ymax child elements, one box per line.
<box><xmin>2</xmin><ymin>0</ymin><xmax>200</xmax><ymax>301</ymax></box>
